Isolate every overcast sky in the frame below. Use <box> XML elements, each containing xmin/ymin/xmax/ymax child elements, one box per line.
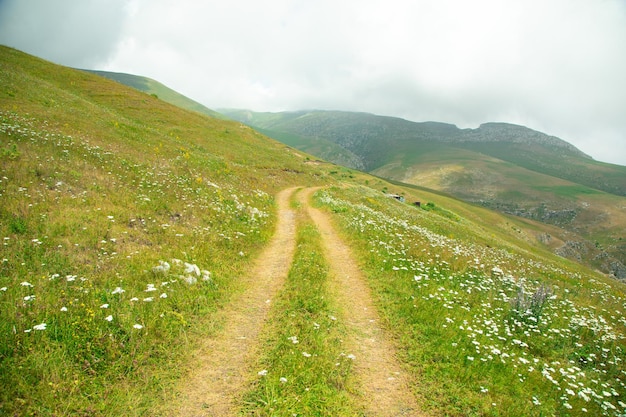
<box><xmin>1</xmin><ymin>0</ymin><xmax>625</xmax><ymax>165</ymax></box>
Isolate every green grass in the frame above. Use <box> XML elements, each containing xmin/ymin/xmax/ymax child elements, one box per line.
<box><xmin>241</xmin><ymin>205</ymin><xmax>357</xmax><ymax>416</ymax></box>
<box><xmin>534</xmin><ymin>185</ymin><xmax>603</xmax><ymax>198</ymax></box>
<box><xmin>221</xmin><ymin>109</ymin><xmax>626</xmax><ymax>279</ymax></box>
<box><xmin>0</xmin><ymin>45</ymin><xmax>329</xmax><ymax>415</ymax></box>
<box><xmin>83</xmin><ymin>69</ymin><xmax>227</xmax><ymax>119</ymax></box>
<box><xmin>0</xmin><ymin>107</ymin><xmax>278</xmax><ymax>415</ymax></box>
<box><xmin>315</xmin><ymin>186</ymin><xmax>626</xmax><ymax>416</ymax></box>
<box><xmin>4</xmin><ymin>44</ymin><xmax>626</xmax><ymax>417</ymax></box>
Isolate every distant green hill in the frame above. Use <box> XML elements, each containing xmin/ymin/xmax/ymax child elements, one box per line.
<box><xmin>221</xmin><ymin>109</ymin><xmax>626</xmax><ymax>278</ymax></box>
<box><xmin>83</xmin><ymin>69</ymin><xmax>227</xmax><ymax>119</ymax></box>
<box><xmin>220</xmin><ymin>109</ymin><xmax>624</xmax><ymax>192</ymax></box>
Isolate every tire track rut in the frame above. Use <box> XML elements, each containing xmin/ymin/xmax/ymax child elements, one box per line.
<box><xmin>300</xmin><ymin>187</ymin><xmax>423</xmax><ymax>416</ymax></box>
<box><xmin>166</xmin><ymin>187</ymin><xmax>298</xmax><ymax>417</ymax></box>
<box><xmin>165</xmin><ymin>187</ymin><xmax>423</xmax><ymax>416</ymax></box>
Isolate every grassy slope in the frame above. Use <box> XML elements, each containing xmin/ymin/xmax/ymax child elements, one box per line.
<box><xmin>219</xmin><ymin>109</ymin><xmax>366</xmax><ymax>169</ymax></box>
<box><xmin>222</xmin><ymin>109</ymin><xmax>626</xmax><ymax>277</ymax></box>
<box><xmin>254</xmin><ymin>126</ymin><xmax>364</xmax><ymax>169</ymax></box>
<box><xmin>223</xmin><ymin>109</ymin><xmax>626</xmax><ymax>197</ymax></box>
<box><xmin>458</xmin><ymin>141</ymin><xmax>626</xmax><ymax>197</ymax></box>
<box><xmin>2</xmin><ymin>45</ymin><xmax>626</xmax><ymax>416</ymax></box>
<box><xmin>315</xmin><ymin>184</ymin><xmax>626</xmax><ymax>416</ymax></box>
<box><xmin>375</xmin><ymin>146</ymin><xmax>626</xmax><ymax>272</ymax></box>
<box><xmin>0</xmin><ymin>45</ymin><xmax>327</xmax><ymax>415</ymax></box>
<box><xmin>83</xmin><ymin>69</ymin><xmax>227</xmax><ymax>120</ymax></box>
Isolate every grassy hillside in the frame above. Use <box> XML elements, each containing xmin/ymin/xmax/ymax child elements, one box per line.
<box><xmin>83</xmin><ymin>69</ymin><xmax>226</xmax><ymax>120</ymax></box>
<box><xmin>2</xmin><ymin>46</ymin><xmax>626</xmax><ymax>416</ymax></box>
<box><xmin>314</xmin><ymin>184</ymin><xmax>626</xmax><ymax>416</ymax></box>
<box><xmin>0</xmin><ymin>45</ymin><xmax>326</xmax><ymax>415</ymax></box>
<box><xmin>222</xmin><ymin>109</ymin><xmax>626</xmax><ymax>278</ymax></box>
<box><xmin>220</xmin><ymin>109</ymin><xmax>367</xmax><ymax>170</ymax></box>
<box><xmin>221</xmin><ymin>109</ymin><xmax>626</xmax><ymax>197</ymax></box>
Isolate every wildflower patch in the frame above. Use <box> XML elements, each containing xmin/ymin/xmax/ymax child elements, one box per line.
<box><xmin>318</xmin><ymin>187</ymin><xmax>626</xmax><ymax>417</ymax></box>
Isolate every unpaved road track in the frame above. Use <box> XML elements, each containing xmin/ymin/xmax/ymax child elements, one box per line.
<box><xmin>300</xmin><ymin>187</ymin><xmax>423</xmax><ymax>416</ymax></box>
<box><xmin>164</xmin><ymin>187</ymin><xmax>423</xmax><ymax>416</ymax></box>
<box><xmin>166</xmin><ymin>187</ymin><xmax>298</xmax><ymax>417</ymax></box>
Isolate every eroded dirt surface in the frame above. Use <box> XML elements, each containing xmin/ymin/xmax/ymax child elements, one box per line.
<box><xmin>166</xmin><ymin>187</ymin><xmax>298</xmax><ymax>417</ymax></box>
<box><xmin>300</xmin><ymin>187</ymin><xmax>424</xmax><ymax>416</ymax></box>
<box><xmin>164</xmin><ymin>187</ymin><xmax>423</xmax><ymax>416</ymax></box>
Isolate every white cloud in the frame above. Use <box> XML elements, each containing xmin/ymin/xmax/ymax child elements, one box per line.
<box><xmin>0</xmin><ymin>0</ymin><xmax>129</xmax><ymax>67</ymax></box>
<box><xmin>1</xmin><ymin>0</ymin><xmax>625</xmax><ymax>164</ymax></box>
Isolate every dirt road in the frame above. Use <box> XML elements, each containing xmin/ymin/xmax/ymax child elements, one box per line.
<box><xmin>165</xmin><ymin>187</ymin><xmax>422</xmax><ymax>416</ymax></box>
<box><xmin>166</xmin><ymin>187</ymin><xmax>298</xmax><ymax>417</ymax></box>
<box><xmin>300</xmin><ymin>187</ymin><xmax>422</xmax><ymax>416</ymax></box>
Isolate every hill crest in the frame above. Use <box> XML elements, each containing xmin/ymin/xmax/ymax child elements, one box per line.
<box><xmin>82</xmin><ymin>69</ymin><xmax>226</xmax><ymax>119</ymax></box>
<box><xmin>460</xmin><ymin>122</ymin><xmax>593</xmax><ymax>159</ymax></box>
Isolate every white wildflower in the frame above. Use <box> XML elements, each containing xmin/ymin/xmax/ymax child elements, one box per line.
<box><xmin>184</xmin><ymin>262</ymin><xmax>200</xmax><ymax>277</ymax></box>
<box><xmin>183</xmin><ymin>275</ymin><xmax>197</xmax><ymax>285</ymax></box>
<box><xmin>33</xmin><ymin>323</ymin><xmax>47</xmax><ymax>331</ymax></box>
<box><xmin>152</xmin><ymin>261</ymin><xmax>170</xmax><ymax>274</ymax></box>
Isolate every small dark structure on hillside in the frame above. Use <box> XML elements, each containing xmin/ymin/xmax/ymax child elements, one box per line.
<box><xmin>413</xmin><ymin>201</ymin><xmax>421</xmax><ymax>207</ymax></box>
<box><xmin>388</xmin><ymin>194</ymin><xmax>405</xmax><ymax>203</ymax></box>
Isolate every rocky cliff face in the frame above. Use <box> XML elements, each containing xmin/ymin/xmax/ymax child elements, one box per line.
<box><xmin>456</xmin><ymin>123</ymin><xmax>593</xmax><ymax>159</ymax></box>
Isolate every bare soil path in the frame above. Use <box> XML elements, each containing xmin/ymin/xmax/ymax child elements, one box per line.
<box><xmin>163</xmin><ymin>187</ymin><xmax>423</xmax><ymax>416</ymax></box>
<box><xmin>299</xmin><ymin>187</ymin><xmax>424</xmax><ymax>416</ymax></box>
<box><xmin>164</xmin><ymin>187</ymin><xmax>298</xmax><ymax>417</ymax></box>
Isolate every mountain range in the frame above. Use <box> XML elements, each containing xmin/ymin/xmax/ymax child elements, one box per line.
<box><xmin>74</xmin><ymin>70</ymin><xmax>626</xmax><ymax>279</ymax></box>
<box><xmin>219</xmin><ymin>109</ymin><xmax>626</xmax><ymax>278</ymax></box>
<box><xmin>65</xmin><ymin>69</ymin><xmax>626</xmax><ymax>279</ymax></box>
